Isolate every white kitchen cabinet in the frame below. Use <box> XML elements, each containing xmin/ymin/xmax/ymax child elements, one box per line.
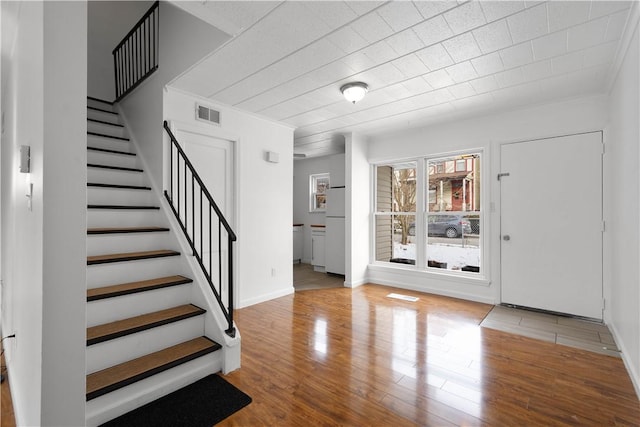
<box><xmin>311</xmin><ymin>227</ymin><xmax>326</xmax><ymax>272</ymax></box>
<box><xmin>293</xmin><ymin>224</ymin><xmax>303</xmax><ymax>263</ymax></box>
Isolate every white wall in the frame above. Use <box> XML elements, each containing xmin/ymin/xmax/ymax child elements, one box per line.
<box><xmin>345</xmin><ymin>133</ymin><xmax>369</xmax><ymax>287</ymax></box>
<box><xmin>164</xmin><ymin>88</ymin><xmax>295</xmax><ymax>309</ymax></box>
<box><xmin>606</xmin><ymin>9</ymin><xmax>640</xmax><ymax>396</ymax></box>
<box><xmin>367</xmin><ymin>95</ymin><xmax>608</xmax><ymax>304</ymax></box>
<box><xmin>1</xmin><ymin>2</ymin><xmax>87</xmax><ymax>425</ymax></box>
<box><xmin>87</xmin><ymin>0</ymin><xmax>154</xmax><ymax>100</ymax></box>
<box><xmin>293</xmin><ymin>153</ymin><xmax>345</xmax><ymax>263</ymax></box>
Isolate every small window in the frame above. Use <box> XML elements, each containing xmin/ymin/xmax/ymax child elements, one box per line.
<box><xmin>310</xmin><ymin>173</ymin><xmax>330</xmax><ymax>212</ymax></box>
<box><xmin>455</xmin><ymin>159</ymin><xmax>466</xmax><ymax>171</ymax></box>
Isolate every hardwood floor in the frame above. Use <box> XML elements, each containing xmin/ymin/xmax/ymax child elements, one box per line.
<box><xmin>2</xmin><ymin>283</ymin><xmax>638</xmax><ymax>425</ymax></box>
<box><xmin>220</xmin><ymin>283</ymin><xmax>640</xmax><ymax>426</ymax></box>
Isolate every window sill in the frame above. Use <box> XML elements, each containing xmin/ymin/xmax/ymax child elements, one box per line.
<box><xmin>368</xmin><ymin>261</ymin><xmax>491</xmax><ymax>286</ymax></box>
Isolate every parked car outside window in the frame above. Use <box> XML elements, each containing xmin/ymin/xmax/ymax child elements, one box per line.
<box><xmin>408</xmin><ymin>214</ymin><xmax>472</xmax><ymax>238</ymax></box>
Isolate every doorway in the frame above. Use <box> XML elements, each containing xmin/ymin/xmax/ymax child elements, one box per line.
<box><xmin>500</xmin><ymin>132</ymin><xmax>603</xmax><ymax>319</ymax></box>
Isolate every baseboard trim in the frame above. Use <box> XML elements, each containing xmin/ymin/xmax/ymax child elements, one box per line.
<box><xmin>238</xmin><ymin>287</ymin><xmax>294</xmax><ymax>309</ymax></box>
<box><xmin>608</xmin><ymin>322</ymin><xmax>640</xmax><ymax>399</ymax></box>
<box><xmin>366</xmin><ymin>278</ymin><xmax>496</xmax><ymax>305</ymax></box>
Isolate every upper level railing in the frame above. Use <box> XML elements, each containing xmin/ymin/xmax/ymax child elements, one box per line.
<box><xmin>113</xmin><ymin>1</ymin><xmax>159</xmax><ymax>102</ymax></box>
<box><xmin>163</xmin><ymin>121</ymin><xmax>237</xmax><ymax>337</ymax></box>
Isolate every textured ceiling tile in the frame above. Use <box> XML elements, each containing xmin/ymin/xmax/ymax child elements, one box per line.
<box><xmin>448</xmin><ymin>81</ymin><xmax>477</xmax><ymax>98</ymax></box>
<box><xmin>326</xmin><ymin>26</ymin><xmax>369</xmax><ymax>54</ymax></box>
<box><xmin>548</xmin><ymin>1</ymin><xmax>591</xmax><ymax>32</ymax></box>
<box><xmin>507</xmin><ymin>3</ymin><xmax>548</xmax><ymax>44</ymax></box>
<box><xmin>342</xmin><ymin>51</ymin><xmax>377</xmax><ymax>72</ymax></box>
<box><xmin>350</xmin><ymin>11</ymin><xmax>395</xmax><ymax>43</ymax></box>
<box><xmin>423</xmin><ymin>69</ymin><xmax>456</xmax><ymax>89</ymax></box>
<box><xmin>499</xmin><ymin>42</ymin><xmax>534</xmax><ymax>68</ymax></box>
<box><xmin>567</xmin><ymin>17</ymin><xmax>608</xmax><ymax>51</ymax></box>
<box><xmin>471</xmin><ymin>51</ymin><xmax>505</xmax><ymax>76</ymax></box>
<box><xmin>443</xmin><ymin>1</ymin><xmax>487</xmax><ymax>34</ymax></box>
<box><xmin>345</xmin><ymin>1</ymin><xmax>386</xmax><ymax>16</ymax></box>
<box><xmin>605</xmin><ymin>9</ymin><xmax>630</xmax><ymax>42</ymax></box>
<box><xmin>413</xmin><ymin>1</ymin><xmax>455</xmax><ymax>19</ymax></box>
<box><xmin>494</xmin><ymin>67</ymin><xmax>525</xmax><ymax>88</ymax></box>
<box><xmin>386</xmin><ymin>29</ymin><xmax>425</xmax><ymax>56</ymax></box>
<box><xmin>377</xmin><ymin>1</ymin><xmax>424</xmax><ymax>31</ymax></box>
<box><xmin>446</xmin><ymin>61</ymin><xmax>478</xmax><ymax>83</ymax></box>
<box><xmin>469</xmin><ymin>75</ymin><xmax>499</xmax><ymax>93</ymax></box>
<box><xmin>443</xmin><ymin>32</ymin><xmax>483</xmax><ymax>62</ymax></box>
<box><xmin>416</xmin><ymin>43</ymin><xmax>454</xmax><ymax>70</ymax></box>
<box><xmin>590</xmin><ymin>1</ymin><xmax>631</xmax><ymax>19</ymax></box>
<box><xmin>302</xmin><ymin>1</ymin><xmax>359</xmax><ymax>29</ymax></box>
<box><xmin>479</xmin><ymin>1</ymin><xmax>525</xmax><ymax>22</ymax></box>
<box><xmin>413</xmin><ymin>15</ymin><xmax>454</xmax><ymax>46</ymax></box>
<box><xmin>521</xmin><ymin>59</ymin><xmax>553</xmax><ymax>80</ymax></box>
<box><xmin>473</xmin><ymin>19</ymin><xmax>513</xmax><ymax>53</ymax></box>
<box><xmin>532</xmin><ymin>30</ymin><xmax>568</xmax><ymax>60</ymax></box>
<box><xmin>552</xmin><ymin>51</ymin><xmax>584</xmax><ymax>74</ymax></box>
<box><xmin>582</xmin><ymin>41</ymin><xmax>617</xmax><ymax>67</ymax></box>
<box><xmin>402</xmin><ymin>76</ymin><xmax>433</xmax><ymax>94</ymax></box>
<box><xmin>392</xmin><ymin>54</ymin><xmax>431</xmax><ymax>77</ymax></box>
<box><xmin>362</xmin><ymin>40</ymin><xmax>398</xmax><ymax>63</ymax></box>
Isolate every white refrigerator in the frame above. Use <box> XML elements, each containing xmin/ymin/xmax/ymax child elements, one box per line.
<box><xmin>325</xmin><ymin>187</ymin><xmax>345</xmax><ymax>275</ymax></box>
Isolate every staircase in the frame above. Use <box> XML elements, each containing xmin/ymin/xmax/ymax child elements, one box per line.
<box><xmin>85</xmin><ymin>97</ymin><xmax>225</xmax><ymax>426</ymax></box>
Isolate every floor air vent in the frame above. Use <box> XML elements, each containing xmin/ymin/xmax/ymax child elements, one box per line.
<box><xmin>196</xmin><ymin>103</ymin><xmax>221</xmax><ymax>125</ymax></box>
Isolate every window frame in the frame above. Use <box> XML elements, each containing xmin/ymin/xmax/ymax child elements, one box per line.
<box><xmin>372</xmin><ymin>149</ymin><xmax>486</xmax><ymax>281</ymax></box>
<box><xmin>309</xmin><ymin>173</ymin><xmax>330</xmax><ymax>212</ymax></box>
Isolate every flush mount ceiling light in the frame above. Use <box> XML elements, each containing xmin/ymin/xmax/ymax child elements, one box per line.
<box><xmin>340</xmin><ymin>82</ymin><xmax>368</xmax><ymax>104</ymax></box>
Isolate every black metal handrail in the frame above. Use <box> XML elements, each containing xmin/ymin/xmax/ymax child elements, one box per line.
<box><xmin>163</xmin><ymin>121</ymin><xmax>237</xmax><ymax>337</ymax></box>
<box><xmin>113</xmin><ymin>1</ymin><xmax>159</xmax><ymax>102</ymax></box>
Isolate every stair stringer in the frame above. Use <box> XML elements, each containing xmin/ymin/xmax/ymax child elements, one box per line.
<box><xmin>114</xmin><ymin>105</ymin><xmax>241</xmax><ymax>374</ymax></box>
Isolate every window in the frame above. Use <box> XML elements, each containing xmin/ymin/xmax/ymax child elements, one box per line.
<box><xmin>374</xmin><ymin>152</ymin><xmax>482</xmax><ymax>276</ymax></box>
<box><xmin>310</xmin><ymin>173</ymin><xmax>330</xmax><ymax>212</ymax></box>
<box><xmin>374</xmin><ymin>162</ymin><xmax>417</xmax><ymax>264</ymax></box>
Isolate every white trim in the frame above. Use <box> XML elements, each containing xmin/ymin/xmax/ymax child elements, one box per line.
<box><xmin>238</xmin><ymin>287</ymin><xmax>295</xmax><ymax>308</ymax></box>
<box><xmin>366</xmin><ymin>277</ymin><xmax>496</xmax><ymax>305</ymax></box>
<box><xmin>608</xmin><ymin>321</ymin><xmax>640</xmax><ymax>399</ymax></box>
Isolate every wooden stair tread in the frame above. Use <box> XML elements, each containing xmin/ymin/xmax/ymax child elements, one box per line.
<box><xmin>87</xmin><ymin>275</ymin><xmax>193</xmax><ymax>301</ymax></box>
<box><xmin>87</xmin><ymin>204</ymin><xmax>159</xmax><ymax>210</ymax></box>
<box><xmin>87</xmin><ymin>163</ymin><xmax>143</xmax><ymax>172</ymax></box>
<box><xmin>87</xmin><ymin>226</ymin><xmax>169</xmax><ymax>235</ymax></box>
<box><xmin>86</xmin><ymin>336</ymin><xmax>220</xmax><ymax>400</ymax></box>
<box><xmin>87</xmin><ymin>250</ymin><xmax>180</xmax><ymax>265</ymax></box>
<box><xmin>87</xmin><ymin>146</ymin><xmax>136</xmax><ymax>156</ymax></box>
<box><xmin>88</xmin><ymin>105</ymin><xmax>118</xmax><ymax>115</ymax></box>
<box><xmin>87</xmin><ymin>304</ymin><xmax>205</xmax><ymax>345</ymax></box>
<box><xmin>88</xmin><ymin>131</ymin><xmax>130</xmax><ymax>141</ymax></box>
<box><xmin>87</xmin><ymin>118</ymin><xmax>123</xmax><ymax>127</ymax></box>
<box><xmin>87</xmin><ymin>183</ymin><xmax>151</xmax><ymax>190</ymax></box>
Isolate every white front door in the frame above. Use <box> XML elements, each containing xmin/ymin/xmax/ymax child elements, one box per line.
<box><xmin>500</xmin><ymin>132</ymin><xmax>603</xmax><ymax>319</ymax></box>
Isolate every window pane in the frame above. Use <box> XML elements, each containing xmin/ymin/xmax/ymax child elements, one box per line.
<box><xmin>375</xmin><ymin>214</ymin><xmax>416</xmax><ymax>264</ymax></box>
<box><xmin>376</xmin><ymin>162</ymin><xmax>417</xmax><ymax>213</ymax></box>
<box><xmin>310</xmin><ymin>173</ymin><xmax>329</xmax><ymax>212</ymax></box>
<box><xmin>426</xmin><ymin>154</ymin><xmax>481</xmax><ymax>273</ymax></box>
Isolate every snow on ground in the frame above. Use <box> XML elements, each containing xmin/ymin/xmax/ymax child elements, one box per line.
<box><xmin>393</xmin><ymin>242</ymin><xmax>480</xmax><ymax>270</ymax></box>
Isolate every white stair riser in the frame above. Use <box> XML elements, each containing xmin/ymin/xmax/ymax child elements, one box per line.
<box><xmin>88</xmin><ymin>150</ymin><xmax>138</xmax><ymax>169</ymax></box>
<box><xmin>86</xmin><ymin>316</ymin><xmax>205</xmax><ymax>373</ymax></box>
<box><xmin>88</xmin><ymin>187</ymin><xmax>154</xmax><ymax>206</ymax></box>
<box><xmin>87</xmin><ymin>139</ymin><xmax>132</xmax><ymax>155</ymax></box>
<box><xmin>87</xmin><ymin>108</ymin><xmax>120</xmax><ymax>124</ymax></box>
<box><xmin>87</xmin><ymin>257</ymin><xmax>188</xmax><ymax>288</ymax></box>
<box><xmin>87</xmin><ymin>98</ymin><xmax>115</xmax><ymax>111</ymax></box>
<box><xmin>88</xmin><ymin>121</ymin><xmax>128</xmax><ymax>139</ymax></box>
<box><xmin>87</xmin><ymin>232</ymin><xmax>174</xmax><ymax>256</ymax></box>
<box><xmin>88</xmin><ymin>168</ymin><xmax>146</xmax><ymax>187</ymax></box>
<box><xmin>87</xmin><ymin>284</ymin><xmax>192</xmax><ymax>327</ymax></box>
<box><xmin>87</xmin><ymin>209</ymin><xmax>164</xmax><ymax>228</ymax></box>
<box><xmin>86</xmin><ymin>352</ymin><xmax>221</xmax><ymax>427</ymax></box>
<box><xmin>87</xmin><ymin>135</ymin><xmax>133</xmax><ymax>153</ymax></box>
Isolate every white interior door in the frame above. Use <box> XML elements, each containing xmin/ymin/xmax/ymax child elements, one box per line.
<box><xmin>500</xmin><ymin>132</ymin><xmax>603</xmax><ymax>319</ymax></box>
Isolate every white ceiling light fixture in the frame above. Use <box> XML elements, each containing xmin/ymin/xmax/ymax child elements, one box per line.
<box><xmin>340</xmin><ymin>82</ymin><xmax>368</xmax><ymax>104</ymax></box>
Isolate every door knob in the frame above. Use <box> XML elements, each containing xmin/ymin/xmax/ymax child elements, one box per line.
<box><xmin>503</xmin><ymin>235</ymin><xmax>510</xmax><ymax>241</ymax></box>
